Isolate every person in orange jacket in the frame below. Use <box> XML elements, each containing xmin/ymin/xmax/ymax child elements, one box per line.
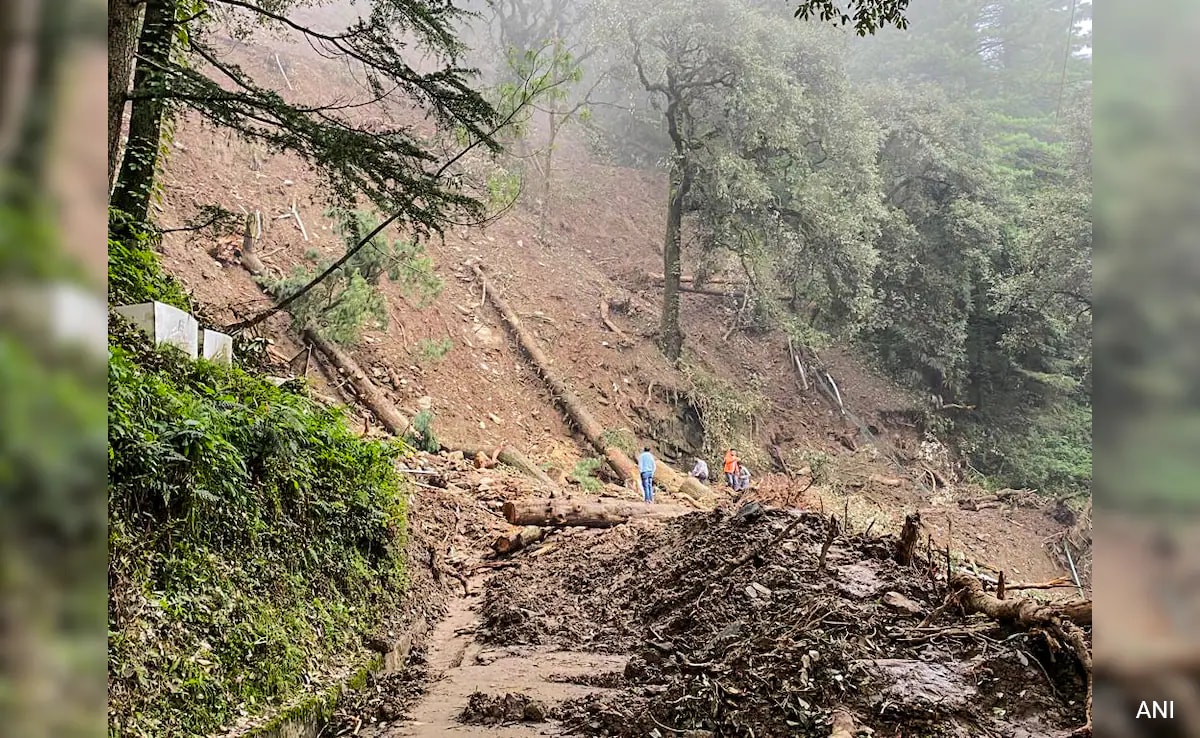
<box><xmin>722</xmin><ymin>448</ymin><xmax>739</xmax><ymax>489</ymax></box>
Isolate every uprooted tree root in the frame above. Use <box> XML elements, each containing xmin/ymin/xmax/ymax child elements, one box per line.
<box><xmin>943</xmin><ymin>572</ymin><xmax>1093</xmax><ymax>735</ymax></box>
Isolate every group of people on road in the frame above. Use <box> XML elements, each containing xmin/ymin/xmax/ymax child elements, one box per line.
<box><xmin>637</xmin><ymin>446</ymin><xmax>752</xmax><ymax>505</ymax></box>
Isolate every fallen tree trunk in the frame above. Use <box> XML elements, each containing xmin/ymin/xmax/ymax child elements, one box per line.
<box><xmin>678</xmin><ymin>285</ymin><xmax>745</xmax><ymax>299</ymax></box>
<box><xmin>304</xmin><ymin>329</ymin><xmax>413</xmax><ymax>436</ymax></box>
<box><xmin>237</xmin><ymin>261</ymin><xmax>555</xmax><ymax>486</ymax></box>
<box><xmin>503</xmin><ymin>498</ymin><xmax>693</xmax><ymax>528</ymax></box>
<box><xmin>470</xmin><ymin>260</ymin><xmax>709</xmax><ymax>501</ymax></box>
<box><xmin>457</xmin><ymin>445</ymin><xmax>555</xmax><ymax>487</ymax></box>
<box><xmin>950</xmin><ymin>572</ymin><xmax>1093</xmax><ymax>733</ymax></box>
<box><xmin>649</xmin><ymin>273</ymin><xmax>732</xmax><ymax>286</ymax></box>
<box><xmin>493</xmin><ymin>525</ymin><xmax>544</xmax><ymax>555</ymax></box>
<box><xmin>649</xmin><ymin>276</ymin><xmax>744</xmax><ymax>299</ymax></box>
<box><xmin>950</xmin><ymin>573</ymin><xmax>1091</xmax><ymax>627</ymax></box>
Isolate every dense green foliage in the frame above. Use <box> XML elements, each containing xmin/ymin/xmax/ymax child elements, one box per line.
<box><xmin>107</xmin><ymin>209</ymin><xmax>192</xmax><ymax>311</ymax></box>
<box><xmin>108</xmin><ymin>324</ymin><xmax>410</xmax><ymax>737</ymax></box>
<box><xmin>107</xmin><ymin>216</ymin><xmax>411</xmax><ymax>736</ymax></box>
<box><xmin>583</xmin><ymin>0</ymin><xmax>1091</xmax><ymax>496</ymax></box>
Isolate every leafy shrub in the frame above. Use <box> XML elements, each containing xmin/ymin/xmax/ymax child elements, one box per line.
<box><xmin>411</xmin><ymin>409</ymin><xmax>439</xmax><ymax>453</ymax></box>
<box><xmin>269</xmin><ymin>208</ymin><xmax>442</xmax><ymax>346</ymax></box>
<box><xmin>416</xmin><ymin>337</ymin><xmax>453</xmax><ymax>364</ymax></box>
<box><xmin>108</xmin><ymin>323</ymin><xmax>409</xmax><ymax>737</ymax></box>
<box><xmin>962</xmin><ymin>402</ymin><xmax>1092</xmax><ymax>497</ymax></box>
<box><xmin>601</xmin><ymin>428</ymin><xmax>637</xmax><ymax>458</ymax></box>
<box><xmin>108</xmin><ymin>208</ymin><xmax>191</xmax><ymax>311</ymax></box>
<box><xmin>569</xmin><ymin>457</ymin><xmax>605</xmax><ymax>492</ymax></box>
<box><xmin>679</xmin><ymin>360</ymin><xmax>768</xmax><ymax>464</ymax></box>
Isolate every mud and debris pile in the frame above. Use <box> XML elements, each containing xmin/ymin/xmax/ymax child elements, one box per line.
<box><xmin>480</xmin><ymin>505</ymin><xmax>1089</xmax><ymax>737</ymax></box>
<box><xmin>460</xmin><ymin>692</ymin><xmax>549</xmax><ymax>724</ymax></box>
<box><xmin>321</xmin><ymin>656</ymin><xmax>430</xmax><ymax>736</ymax></box>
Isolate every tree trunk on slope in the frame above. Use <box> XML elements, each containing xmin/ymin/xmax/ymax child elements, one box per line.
<box><xmin>503</xmin><ymin>498</ymin><xmax>692</xmax><ymax>528</ymax></box>
<box><xmin>111</xmin><ymin>0</ymin><xmax>172</xmax><ymax>219</ymax></box>
<box><xmin>235</xmin><ymin>256</ymin><xmax>557</xmax><ymax>487</ymax></box>
<box><xmin>304</xmin><ymin>329</ymin><xmax>414</xmax><ymax>436</ymax></box>
<box><xmin>108</xmin><ymin>0</ymin><xmax>143</xmax><ymax>190</ymax></box>
<box><xmin>305</xmin><ymin>333</ymin><xmax>556</xmax><ymax>486</ymax></box>
<box><xmin>469</xmin><ymin>260</ymin><xmax>709</xmax><ymax>502</ymax></box>
<box><xmin>660</xmin><ymin>159</ymin><xmax>687</xmax><ymax>362</ymax></box>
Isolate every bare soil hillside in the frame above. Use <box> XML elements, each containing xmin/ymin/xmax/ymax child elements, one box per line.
<box><xmin>153</xmin><ymin>25</ymin><xmax>1075</xmax><ymax>608</ymax></box>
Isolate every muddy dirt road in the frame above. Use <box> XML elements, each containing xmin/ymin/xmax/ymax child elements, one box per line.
<box><xmin>331</xmin><ymin>498</ymin><xmax>1089</xmax><ymax>738</ymax></box>
<box><xmin>382</xmin><ymin>576</ymin><xmax>626</xmax><ymax>737</ymax></box>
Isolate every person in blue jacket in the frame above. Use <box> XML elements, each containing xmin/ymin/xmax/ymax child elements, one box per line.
<box><xmin>638</xmin><ymin>446</ymin><xmax>656</xmax><ymax>503</ymax></box>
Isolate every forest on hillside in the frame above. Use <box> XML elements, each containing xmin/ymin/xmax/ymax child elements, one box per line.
<box><xmin>109</xmin><ymin>0</ymin><xmax>1092</xmax><ymax>501</ymax></box>
<box><xmin>105</xmin><ymin>0</ymin><xmax>1094</xmax><ymax>734</ymax></box>
<box><xmin>458</xmin><ymin>0</ymin><xmax>1093</xmax><ymax>498</ymax></box>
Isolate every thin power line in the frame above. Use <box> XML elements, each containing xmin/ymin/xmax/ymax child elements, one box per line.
<box><xmin>1056</xmin><ymin>0</ymin><xmax>1081</xmax><ymax>120</ymax></box>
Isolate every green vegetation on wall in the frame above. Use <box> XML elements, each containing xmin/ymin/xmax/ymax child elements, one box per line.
<box><xmin>108</xmin><ymin>323</ymin><xmax>410</xmax><ymax>737</ymax></box>
<box><xmin>107</xmin><ymin>216</ymin><xmax>411</xmax><ymax>737</ymax></box>
<box><xmin>108</xmin><ymin>208</ymin><xmax>191</xmax><ymax>311</ymax></box>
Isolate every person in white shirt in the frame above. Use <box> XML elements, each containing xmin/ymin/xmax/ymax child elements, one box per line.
<box><xmin>737</xmin><ymin>464</ymin><xmax>751</xmax><ymax>492</ymax></box>
<box><xmin>690</xmin><ymin>457</ymin><xmax>709</xmax><ymax>482</ymax></box>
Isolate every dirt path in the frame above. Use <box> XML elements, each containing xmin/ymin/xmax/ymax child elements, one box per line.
<box><xmin>383</xmin><ymin>576</ymin><xmax>627</xmax><ymax>737</ymax></box>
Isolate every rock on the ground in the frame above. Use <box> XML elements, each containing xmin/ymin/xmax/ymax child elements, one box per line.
<box><xmin>881</xmin><ymin>591</ymin><xmax>924</xmax><ymax>615</ymax></box>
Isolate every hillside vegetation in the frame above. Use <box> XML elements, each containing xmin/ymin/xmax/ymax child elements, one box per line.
<box><xmin>107</xmin><ymin>224</ymin><xmax>411</xmax><ymax>736</ymax></box>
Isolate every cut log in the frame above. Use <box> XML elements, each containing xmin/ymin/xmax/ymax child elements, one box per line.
<box><xmin>493</xmin><ymin>525</ymin><xmax>544</xmax><ymax>556</ymax></box>
<box><xmin>470</xmin><ymin>260</ymin><xmax>709</xmax><ymax>502</ymax></box>
<box><xmin>896</xmin><ymin>511</ymin><xmax>921</xmax><ymax>565</ymax></box>
<box><xmin>457</xmin><ymin>445</ymin><xmax>556</xmax><ymax>487</ymax></box>
<box><xmin>502</xmin><ymin>498</ymin><xmax>693</xmax><ymax>528</ymax></box>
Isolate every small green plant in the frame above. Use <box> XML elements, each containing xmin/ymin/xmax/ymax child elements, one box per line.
<box><xmin>415</xmin><ymin>337</ymin><xmax>453</xmax><ymax>364</ymax></box>
<box><xmin>799</xmin><ymin>449</ymin><xmax>833</xmax><ymax>483</ymax></box>
<box><xmin>410</xmin><ymin>410</ymin><xmax>439</xmax><ymax>453</ymax></box>
<box><xmin>269</xmin><ymin>208</ymin><xmax>442</xmax><ymax>346</ymax></box>
<box><xmin>569</xmin><ymin>457</ymin><xmax>604</xmax><ymax>493</ymax></box>
<box><xmin>601</xmin><ymin>428</ymin><xmax>637</xmax><ymax>458</ymax></box>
